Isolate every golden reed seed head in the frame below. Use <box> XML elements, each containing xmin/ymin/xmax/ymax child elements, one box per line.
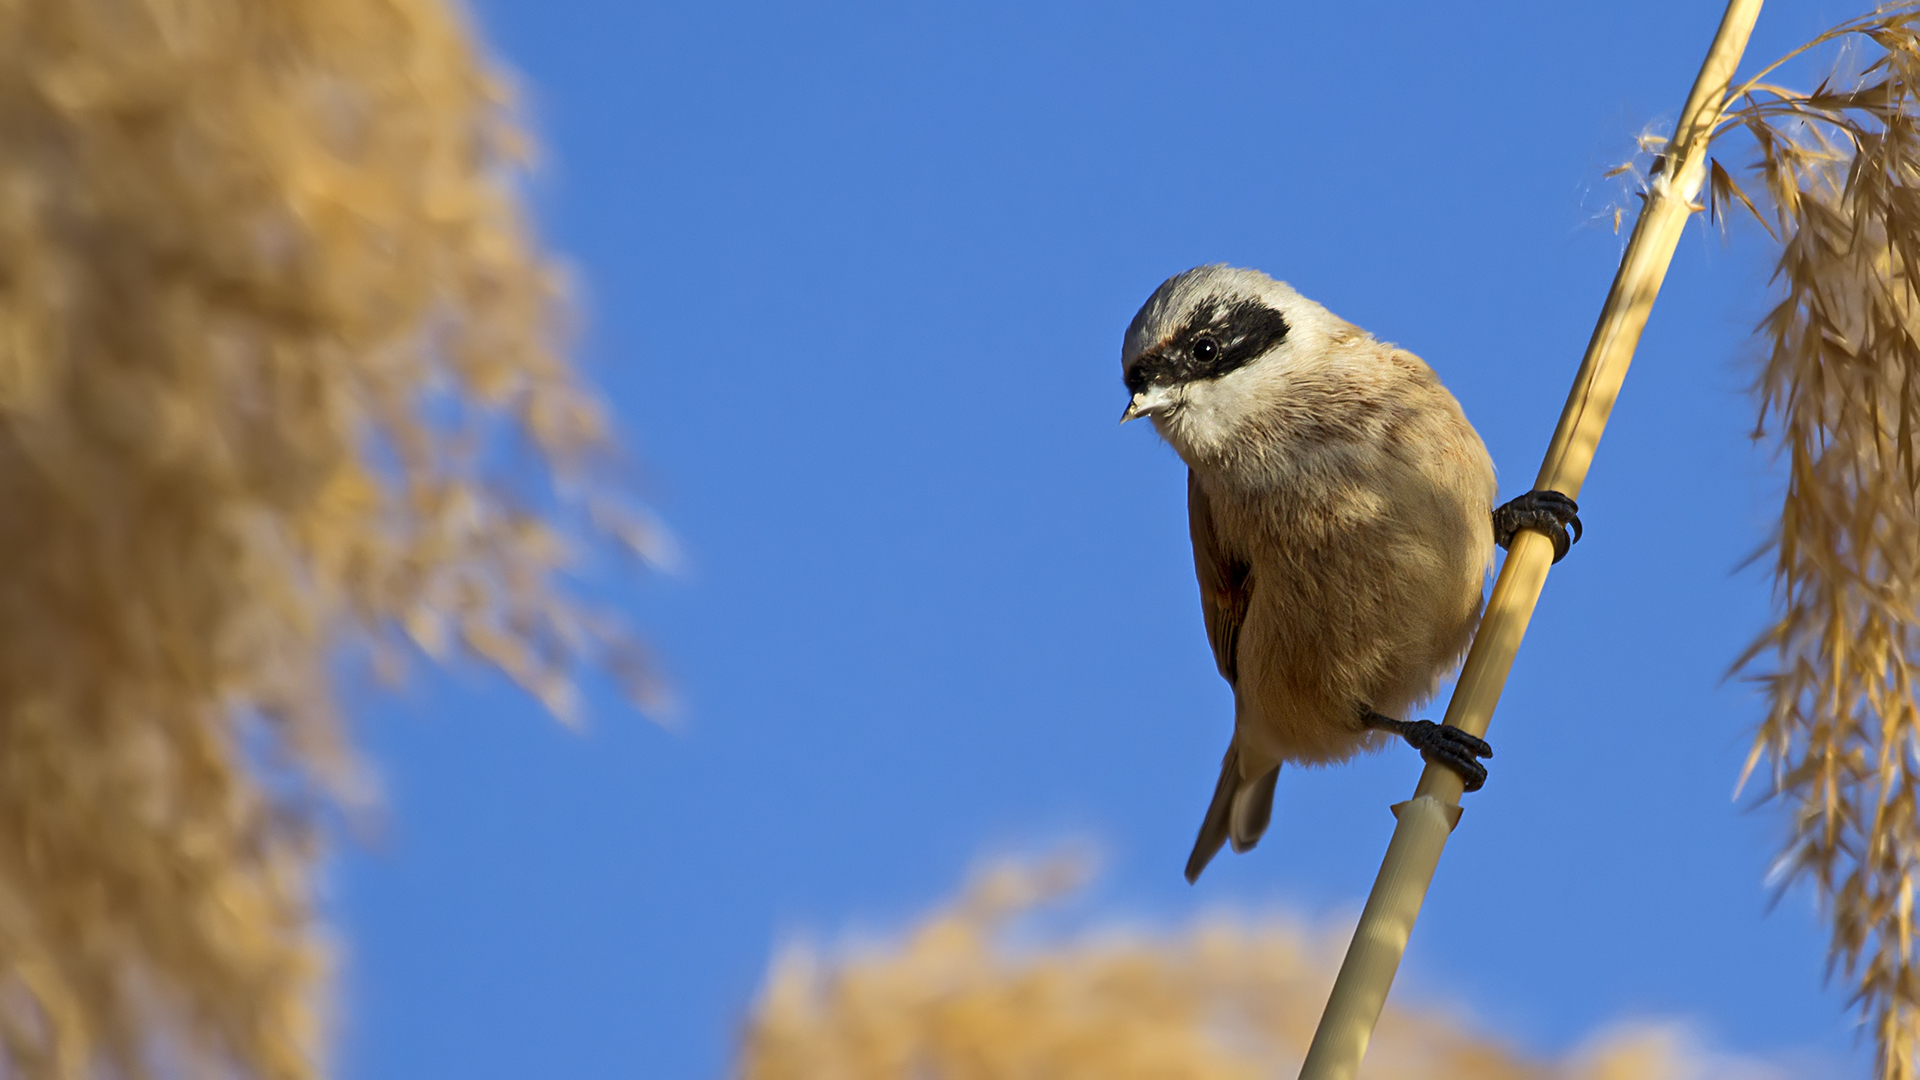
<box><xmin>732</xmin><ymin>858</ymin><xmax>1747</xmax><ymax>1080</ymax></box>
<box><xmin>0</xmin><ymin>0</ymin><xmax>653</xmax><ymax>1076</ymax></box>
<box><xmin>1719</xmin><ymin>6</ymin><xmax>1920</xmax><ymax>1078</ymax></box>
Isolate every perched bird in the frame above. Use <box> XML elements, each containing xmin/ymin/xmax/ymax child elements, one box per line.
<box><xmin>1120</xmin><ymin>265</ymin><xmax>1579</xmax><ymax>883</ymax></box>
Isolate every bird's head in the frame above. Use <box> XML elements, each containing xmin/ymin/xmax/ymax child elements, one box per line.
<box><xmin>1120</xmin><ymin>264</ymin><xmax>1341</xmax><ymax>460</ymax></box>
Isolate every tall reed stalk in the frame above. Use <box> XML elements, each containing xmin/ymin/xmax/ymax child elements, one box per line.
<box><xmin>1296</xmin><ymin>4</ymin><xmax>1766</xmax><ymax>1077</ymax></box>
<box><xmin>1302</xmin><ymin>5</ymin><xmax>1920</xmax><ymax>1076</ymax></box>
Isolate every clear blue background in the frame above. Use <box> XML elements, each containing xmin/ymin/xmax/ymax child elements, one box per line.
<box><xmin>336</xmin><ymin>2</ymin><xmax>1869</xmax><ymax>1076</ymax></box>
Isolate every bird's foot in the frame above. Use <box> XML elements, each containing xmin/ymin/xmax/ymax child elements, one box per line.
<box><xmin>1493</xmin><ymin>490</ymin><xmax>1582</xmax><ymax>563</ymax></box>
<box><xmin>1362</xmin><ymin>711</ymin><xmax>1492</xmax><ymax>792</ymax></box>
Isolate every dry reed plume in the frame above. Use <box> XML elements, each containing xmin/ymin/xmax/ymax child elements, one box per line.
<box><xmin>0</xmin><ymin>0</ymin><xmax>648</xmax><ymax>1077</ymax></box>
<box><xmin>733</xmin><ymin>858</ymin><xmax>1771</xmax><ymax>1080</ymax></box>
<box><xmin>1698</xmin><ymin>6</ymin><xmax>1920</xmax><ymax>1077</ymax></box>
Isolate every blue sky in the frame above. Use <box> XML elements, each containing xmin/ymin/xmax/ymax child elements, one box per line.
<box><xmin>335</xmin><ymin>2</ymin><xmax>1872</xmax><ymax>1076</ymax></box>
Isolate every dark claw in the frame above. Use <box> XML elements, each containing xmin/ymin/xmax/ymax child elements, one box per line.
<box><xmin>1402</xmin><ymin>720</ymin><xmax>1492</xmax><ymax>793</ymax></box>
<box><xmin>1492</xmin><ymin>490</ymin><xmax>1582</xmax><ymax>564</ymax></box>
<box><xmin>1361</xmin><ymin>712</ymin><xmax>1493</xmax><ymax>792</ymax></box>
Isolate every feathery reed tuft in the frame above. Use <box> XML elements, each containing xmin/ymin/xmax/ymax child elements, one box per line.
<box><xmin>0</xmin><ymin>0</ymin><xmax>649</xmax><ymax>1076</ymax></box>
<box><xmin>733</xmin><ymin>858</ymin><xmax>1764</xmax><ymax>1080</ymax></box>
<box><xmin>1712</xmin><ymin>6</ymin><xmax>1920</xmax><ymax>1076</ymax></box>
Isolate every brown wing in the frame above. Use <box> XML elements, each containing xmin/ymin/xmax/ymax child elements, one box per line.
<box><xmin>1187</xmin><ymin>469</ymin><xmax>1252</xmax><ymax>686</ymax></box>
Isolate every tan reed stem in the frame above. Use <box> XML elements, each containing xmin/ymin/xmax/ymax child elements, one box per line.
<box><xmin>1294</xmin><ymin>3</ymin><xmax>1766</xmax><ymax>1076</ymax></box>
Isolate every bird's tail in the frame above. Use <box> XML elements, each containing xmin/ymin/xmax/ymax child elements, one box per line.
<box><xmin>1184</xmin><ymin>746</ymin><xmax>1280</xmax><ymax>884</ymax></box>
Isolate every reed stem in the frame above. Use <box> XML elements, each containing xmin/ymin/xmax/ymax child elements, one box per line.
<box><xmin>1295</xmin><ymin>3</ymin><xmax>1765</xmax><ymax>1076</ymax></box>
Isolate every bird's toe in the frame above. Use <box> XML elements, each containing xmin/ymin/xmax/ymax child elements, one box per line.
<box><xmin>1493</xmin><ymin>490</ymin><xmax>1583</xmax><ymax>563</ymax></box>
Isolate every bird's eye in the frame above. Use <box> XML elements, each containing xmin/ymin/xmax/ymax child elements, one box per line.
<box><xmin>1192</xmin><ymin>336</ymin><xmax>1219</xmax><ymax>363</ymax></box>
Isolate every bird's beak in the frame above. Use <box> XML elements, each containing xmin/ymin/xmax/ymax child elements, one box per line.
<box><xmin>1119</xmin><ymin>384</ymin><xmax>1176</xmax><ymax>424</ymax></box>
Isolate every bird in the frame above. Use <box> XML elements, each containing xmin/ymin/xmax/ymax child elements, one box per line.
<box><xmin>1119</xmin><ymin>265</ymin><xmax>1580</xmax><ymax>884</ymax></box>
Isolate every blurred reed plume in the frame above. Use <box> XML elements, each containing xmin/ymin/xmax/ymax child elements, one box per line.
<box><xmin>1707</xmin><ymin>6</ymin><xmax>1920</xmax><ymax>1077</ymax></box>
<box><xmin>733</xmin><ymin>858</ymin><xmax>1764</xmax><ymax>1080</ymax></box>
<box><xmin>0</xmin><ymin>0</ymin><xmax>651</xmax><ymax>1076</ymax></box>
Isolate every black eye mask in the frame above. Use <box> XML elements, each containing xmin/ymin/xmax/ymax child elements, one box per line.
<box><xmin>1125</xmin><ymin>297</ymin><xmax>1291</xmax><ymax>395</ymax></box>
